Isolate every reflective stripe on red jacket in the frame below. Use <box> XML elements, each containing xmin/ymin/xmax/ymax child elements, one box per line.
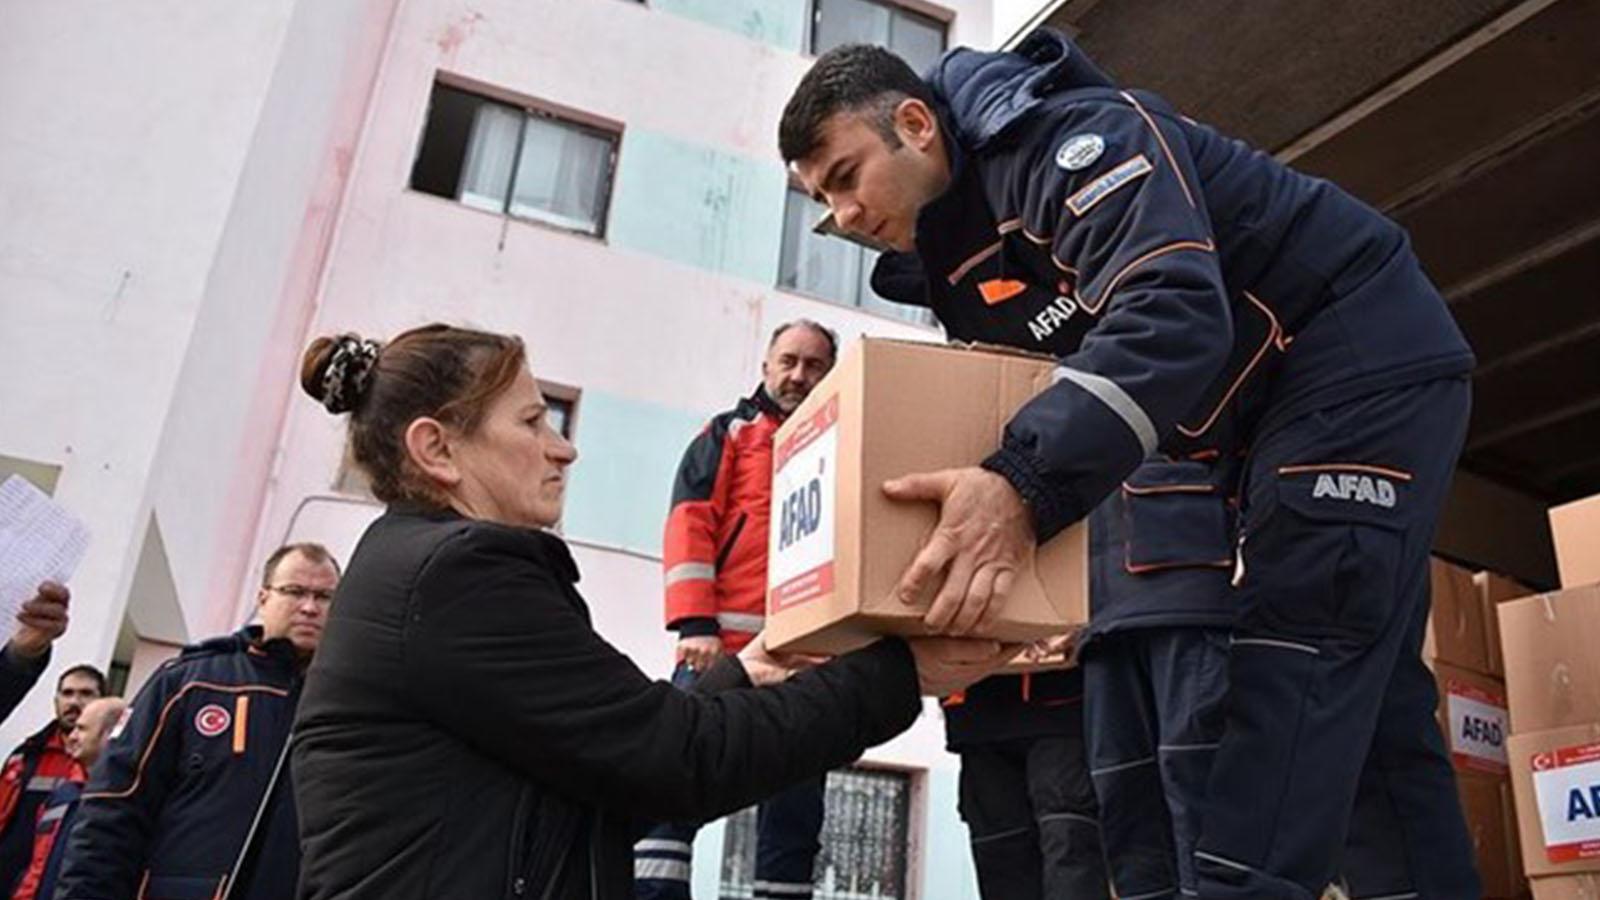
<box><xmin>11</xmin><ymin>779</ymin><xmax>83</xmax><ymax>900</ymax></box>
<box><xmin>663</xmin><ymin>386</ymin><xmax>786</xmax><ymax>652</ymax></box>
<box><xmin>0</xmin><ymin>724</ymin><xmax>80</xmax><ymax>887</ymax></box>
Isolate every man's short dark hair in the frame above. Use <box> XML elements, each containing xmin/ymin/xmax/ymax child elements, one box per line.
<box><xmin>58</xmin><ymin>664</ymin><xmax>106</xmax><ymax>695</ymax></box>
<box><xmin>770</xmin><ymin>319</ymin><xmax>840</xmax><ymax>363</ymax></box>
<box><xmin>780</xmin><ymin>44</ymin><xmax>936</xmax><ymax>163</ymax></box>
<box><xmin>261</xmin><ymin>542</ymin><xmax>340</xmax><ymax>588</ymax></box>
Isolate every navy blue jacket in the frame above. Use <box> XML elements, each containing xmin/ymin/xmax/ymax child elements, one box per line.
<box><xmin>875</xmin><ymin>29</ymin><xmax>1474</xmax><ymax>544</ymax></box>
<box><xmin>55</xmin><ymin>628</ymin><xmax>303</xmax><ymax>900</ymax></box>
<box><xmin>943</xmin><ymin>669</ymin><xmax>1083</xmax><ymax>751</ymax></box>
<box><xmin>877</xmin><ymin>250</ymin><xmax>1240</xmax><ymax>634</ymax></box>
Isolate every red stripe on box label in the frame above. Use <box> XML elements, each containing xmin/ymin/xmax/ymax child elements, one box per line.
<box><xmin>769</xmin><ymin>562</ymin><xmax>836</xmax><ymax>613</ymax></box>
<box><xmin>1445</xmin><ymin>679</ymin><xmax>1508</xmax><ymax>774</ymax></box>
<box><xmin>1532</xmin><ymin>741</ymin><xmax>1600</xmax><ymax>862</ymax></box>
<box><xmin>769</xmin><ymin>396</ymin><xmax>839</xmax><ymax>613</ymax></box>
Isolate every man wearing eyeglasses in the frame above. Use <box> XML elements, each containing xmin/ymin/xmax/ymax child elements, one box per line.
<box><xmin>56</xmin><ymin>543</ymin><xmax>339</xmax><ymax>900</ymax></box>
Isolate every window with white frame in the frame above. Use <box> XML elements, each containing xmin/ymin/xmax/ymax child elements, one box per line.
<box><xmin>720</xmin><ymin>766</ymin><xmax>915</xmax><ymax>899</ymax></box>
<box><xmin>811</xmin><ymin>0</ymin><xmax>948</xmax><ymax>73</ymax></box>
<box><xmin>538</xmin><ymin>380</ymin><xmax>581</xmax><ymax>442</ymax></box>
<box><xmin>410</xmin><ymin>82</ymin><xmax>619</xmax><ymax>236</ymax></box>
<box><xmin>777</xmin><ymin>187</ymin><xmax>933</xmax><ymax>326</ymax></box>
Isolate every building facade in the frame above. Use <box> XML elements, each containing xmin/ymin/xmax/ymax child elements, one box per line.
<box><xmin>1</xmin><ymin>1</ymin><xmax>1002</xmax><ymax>896</ymax></box>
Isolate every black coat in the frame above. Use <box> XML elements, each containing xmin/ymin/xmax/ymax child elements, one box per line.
<box><xmin>292</xmin><ymin>505</ymin><xmax>921</xmax><ymax>900</ymax></box>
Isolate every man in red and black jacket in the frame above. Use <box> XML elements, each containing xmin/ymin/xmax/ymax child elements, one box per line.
<box><xmin>10</xmin><ymin>694</ymin><xmax>125</xmax><ymax>900</ymax></box>
<box><xmin>636</xmin><ymin>320</ymin><xmax>837</xmax><ymax>900</ymax></box>
<box><xmin>0</xmin><ymin>664</ymin><xmax>100</xmax><ymax>895</ymax></box>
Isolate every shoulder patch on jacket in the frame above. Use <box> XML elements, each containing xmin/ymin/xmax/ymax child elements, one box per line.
<box><xmin>1055</xmin><ymin>133</ymin><xmax>1105</xmax><ymax>171</ymax></box>
<box><xmin>1066</xmin><ymin>154</ymin><xmax>1153</xmax><ymax>217</ymax></box>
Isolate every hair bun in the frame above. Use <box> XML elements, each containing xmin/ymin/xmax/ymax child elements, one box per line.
<box><xmin>300</xmin><ymin>334</ymin><xmax>382</xmax><ymax>414</ymax></box>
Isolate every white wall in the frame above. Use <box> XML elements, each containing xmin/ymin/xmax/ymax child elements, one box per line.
<box><xmin>0</xmin><ymin>0</ymin><xmax>303</xmax><ymax>747</ymax></box>
<box><xmin>1</xmin><ymin>0</ymin><xmax>995</xmax><ymax>892</ymax></box>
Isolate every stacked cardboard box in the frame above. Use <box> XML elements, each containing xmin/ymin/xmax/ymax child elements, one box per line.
<box><xmin>1428</xmin><ymin>558</ymin><xmax>1527</xmax><ymax>897</ymax></box>
<box><xmin>1503</xmin><ymin>492</ymin><xmax>1600</xmax><ymax>898</ymax></box>
<box><xmin>1549</xmin><ymin>494</ymin><xmax>1600</xmax><ymax>591</ymax></box>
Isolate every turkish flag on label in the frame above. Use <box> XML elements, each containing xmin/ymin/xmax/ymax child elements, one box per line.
<box><xmin>1532</xmin><ymin>741</ymin><xmax>1600</xmax><ymax>863</ymax></box>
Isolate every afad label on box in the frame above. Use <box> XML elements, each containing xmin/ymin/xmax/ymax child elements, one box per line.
<box><xmin>768</xmin><ymin>397</ymin><xmax>839</xmax><ymax>614</ymax></box>
<box><xmin>1532</xmin><ymin>741</ymin><xmax>1600</xmax><ymax>863</ymax></box>
<box><xmin>1446</xmin><ymin>679</ymin><xmax>1509</xmax><ymax>774</ymax></box>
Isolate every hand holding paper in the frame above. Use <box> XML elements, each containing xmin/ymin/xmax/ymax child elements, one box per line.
<box><xmin>10</xmin><ymin>581</ymin><xmax>70</xmax><ymax>658</ymax></box>
<box><xmin>0</xmin><ymin>476</ymin><xmax>91</xmax><ymax>643</ymax></box>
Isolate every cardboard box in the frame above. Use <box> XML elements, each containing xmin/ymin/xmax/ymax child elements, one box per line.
<box><xmin>1532</xmin><ymin>873</ymin><xmax>1600</xmax><ymax>899</ymax></box>
<box><xmin>1551</xmin><ymin>494</ymin><xmax>1600</xmax><ymax>590</ymax></box>
<box><xmin>1431</xmin><ymin>660</ymin><xmax>1511</xmax><ymax>776</ymax></box>
<box><xmin>1461</xmin><ymin>771</ymin><xmax>1521</xmax><ymax>898</ymax></box>
<box><xmin>1508</xmin><ymin>778</ymin><xmax>1532</xmax><ymax>897</ymax></box>
<box><xmin>1510</xmin><ymin>771</ymin><xmax>1536</xmax><ymax>890</ymax></box>
<box><xmin>1509</xmin><ymin>722</ymin><xmax>1600</xmax><ymax>878</ymax></box>
<box><xmin>1500</xmin><ymin>587</ymin><xmax>1600</xmax><ymax>733</ymax></box>
<box><xmin>1482</xmin><ymin>571</ymin><xmax>1536</xmax><ymax>679</ymax></box>
<box><xmin>1427</xmin><ymin>557</ymin><xmax>1492</xmax><ymax>675</ymax></box>
<box><xmin>764</xmin><ymin>339</ymin><xmax>1088</xmax><ymax>655</ymax></box>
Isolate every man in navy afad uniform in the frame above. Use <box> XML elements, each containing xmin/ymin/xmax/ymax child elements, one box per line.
<box><xmin>55</xmin><ymin>543</ymin><xmax>338</xmax><ymax>900</ymax></box>
<box><xmin>781</xmin><ymin>30</ymin><xmax>1478</xmax><ymax>900</ymax></box>
<box><xmin>876</xmin><ymin>253</ymin><xmax>1231</xmax><ymax>898</ymax></box>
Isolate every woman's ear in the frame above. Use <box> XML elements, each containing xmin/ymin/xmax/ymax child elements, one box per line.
<box><xmin>403</xmin><ymin>417</ymin><xmax>462</xmax><ymax>489</ymax></box>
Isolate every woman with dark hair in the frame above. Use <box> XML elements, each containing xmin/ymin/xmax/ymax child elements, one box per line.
<box><xmin>291</xmin><ymin>324</ymin><xmax>1010</xmax><ymax>899</ymax></box>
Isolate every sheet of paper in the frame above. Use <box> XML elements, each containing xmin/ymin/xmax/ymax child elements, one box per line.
<box><xmin>0</xmin><ymin>475</ymin><xmax>90</xmax><ymax>625</ymax></box>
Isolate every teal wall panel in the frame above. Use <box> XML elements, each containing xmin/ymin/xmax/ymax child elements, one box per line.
<box><xmin>653</xmin><ymin>0</ymin><xmax>808</xmax><ymax>52</ymax></box>
<box><xmin>562</xmin><ymin>388</ymin><xmax>705</xmax><ymax>554</ymax></box>
<box><xmin>610</xmin><ymin>127</ymin><xmax>788</xmax><ymax>286</ymax></box>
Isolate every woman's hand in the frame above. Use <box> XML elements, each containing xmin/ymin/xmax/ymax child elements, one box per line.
<box><xmin>908</xmin><ymin>637</ymin><xmax>1020</xmax><ymax>696</ymax></box>
<box><xmin>737</xmin><ymin>632</ymin><xmax>829</xmax><ymax>687</ymax></box>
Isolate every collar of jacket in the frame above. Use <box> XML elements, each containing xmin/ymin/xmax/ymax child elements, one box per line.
<box><xmin>15</xmin><ymin>720</ymin><xmax>66</xmax><ymax>757</ymax></box>
<box><xmin>927</xmin><ymin>27</ymin><xmax>1115</xmax><ymax>152</ymax></box>
<box><xmin>188</xmin><ymin>625</ymin><xmax>302</xmax><ymax>670</ymax></box>
<box><xmin>386</xmin><ymin>501</ymin><xmax>583</xmax><ymax>585</ymax></box>
<box><xmin>748</xmin><ymin>384</ymin><xmax>788</xmax><ymax>421</ymax></box>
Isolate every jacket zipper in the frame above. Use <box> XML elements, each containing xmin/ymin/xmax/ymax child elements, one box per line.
<box><xmin>714</xmin><ymin>513</ymin><xmax>748</xmax><ymax>573</ymax></box>
<box><xmin>507</xmin><ymin>786</ymin><xmax>532</xmax><ymax>897</ymax></box>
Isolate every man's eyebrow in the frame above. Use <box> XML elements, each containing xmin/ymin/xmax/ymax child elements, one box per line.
<box><xmin>815</xmin><ymin>157</ymin><xmax>848</xmax><ymax>200</ymax></box>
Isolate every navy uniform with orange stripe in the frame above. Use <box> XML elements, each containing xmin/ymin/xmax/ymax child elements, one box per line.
<box><xmin>877</xmin><ymin>256</ymin><xmax>1235</xmax><ymax>898</ymax></box>
<box><xmin>55</xmin><ymin>627</ymin><xmax>302</xmax><ymax>900</ymax></box>
<box><xmin>869</xmin><ymin>28</ymin><xmax>1480</xmax><ymax>899</ymax></box>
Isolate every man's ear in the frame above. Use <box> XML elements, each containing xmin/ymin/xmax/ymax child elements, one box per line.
<box><xmin>894</xmin><ymin>98</ymin><xmax>940</xmax><ymax>152</ymax></box>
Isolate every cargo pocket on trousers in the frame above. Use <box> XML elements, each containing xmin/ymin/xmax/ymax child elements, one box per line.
<box><xmin>1121</xmin><ymin>460</ymin><xmax>1235</xmax><ymax>574</ymax></box>
<box><xmin>1245</xmin><ymin>464</ymin><xmax>1409</xmax><ymax>641</ymax></box>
